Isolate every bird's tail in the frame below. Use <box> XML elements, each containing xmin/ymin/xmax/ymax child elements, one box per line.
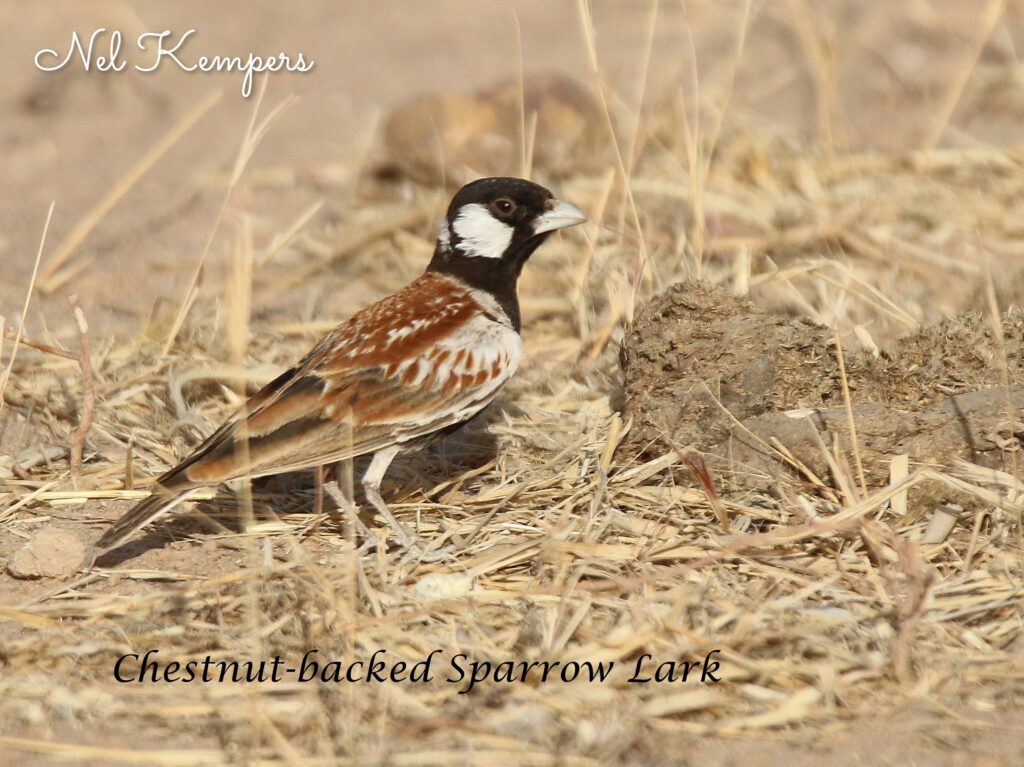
<box><xmin>85</xmin><ymin>484</ymin><xmax>202</xmax><ymax>567</ymax></box>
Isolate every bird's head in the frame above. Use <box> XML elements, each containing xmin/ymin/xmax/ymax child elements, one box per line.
<box><xmin>429</xmin><ymin>177</ymin><xmax>586</xmax><ymax>283</ymax></box>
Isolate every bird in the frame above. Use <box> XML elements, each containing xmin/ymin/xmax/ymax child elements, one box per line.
<box><xmin>88</xmin><ymin>177</ymin><xmax>586</xmax><ymax>564</ymax></box>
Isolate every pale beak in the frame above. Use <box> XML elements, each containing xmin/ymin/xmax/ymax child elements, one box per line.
<box><xmin>533</xmin><ymin>199</ymin><xmax>587</xmax><ymax>235</ymax></box>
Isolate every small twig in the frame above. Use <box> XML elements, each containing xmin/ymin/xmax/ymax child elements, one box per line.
<box><xmin>880</xmin><ymin>525</ymin><xmax>935</xmax><ymax>688</ymax></box>
<box><xmin>662</xmin><ymin>432</ymin><xmax>730</xmax><ymax>533</ymax></box>
<box><xmin>0</xmin><ymin>202</ymin><xmax>54</xmax><ymax>407</ymax></box>
<box><xmin>2</xmin><ymin>328</ymin><xmax>78</xmax><ymax>360</ymax></box>
<box><xmin>686</xmin><ymin>452</ymin><xmax>730</xmax><ymax>533</ymax></box>
<box><xmin>162</xmin><ymin>82</ymin><xmax>294</xmax><ymax>356</ymax></box>
<box><xmin>38</xmin><ymin>91</ymin><xmax>222</xmax><ymax>292</ymax></box>
<box><xmin>68</xmin><ymin>296</ymin><xmax>95</xmax><ymax>476</ymax></box>
<box><xmin>919</xmin><ymin>0</ymin><xmax>1006</xmax><ymax>152</ymax></box>
<box><xmin>834</xmin><ymin>331</ymin><xmax>867</xmax><ymax>496</ymax></box>
<box><xmin>123</xmin><ymin>437</ymin><xmax>135</xmax><ymax>491</ymax></box>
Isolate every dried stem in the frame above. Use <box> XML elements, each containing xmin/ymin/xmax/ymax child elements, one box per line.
<box><xmin>67</xmin><ymin>296</ymin><xmax>95</xmax><ymax>476</ymax></box>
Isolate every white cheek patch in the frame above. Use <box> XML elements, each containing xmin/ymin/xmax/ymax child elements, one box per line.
<box><xmin>452</xmin><ymin>203</ymin><xmax>514</xmax><ymax>259</ymax></box>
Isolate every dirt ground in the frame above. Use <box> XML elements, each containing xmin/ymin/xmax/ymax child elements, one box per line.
<box><xmin>2</xmin><ymin>1</ymin><xmax>1024</xmax><ymax>765</ymax></box>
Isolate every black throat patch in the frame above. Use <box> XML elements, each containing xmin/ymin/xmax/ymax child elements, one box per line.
<box><xmin>425</xmin><ymin>250</ymin><xmax>514</xmax><ymax>333</ymax></box>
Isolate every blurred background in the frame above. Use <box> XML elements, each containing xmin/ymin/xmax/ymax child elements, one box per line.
<box><xmin>2</xmin><ymin>0</ymin><xmax>1023</xmax><ymax>341</ymax></box>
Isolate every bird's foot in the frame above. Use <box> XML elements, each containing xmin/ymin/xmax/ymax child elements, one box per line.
<box><xmin>324</xmin><ymin>481</ymin><xmax>381</xmax><ymax>550</ymax></box>
<box><xmin>363</xmin><ymin>488</ymin><xmax>458</xmax><ymax>563</ymax></box>
<box><xmin>327</xmin><ymin>480</ymin><xmax>456</xmax><ymax>562</ymax></box>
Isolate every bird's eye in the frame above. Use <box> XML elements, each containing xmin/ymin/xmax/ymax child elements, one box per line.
<box><xmin>494</xmin><ymin>198</ymin><xmax>515</xmax><ymax>215</ymax></box>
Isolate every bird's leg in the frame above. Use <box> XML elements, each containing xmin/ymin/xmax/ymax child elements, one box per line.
<box><xmin>360</xmin><ymin>448</ymin><xmax>457</xmax><ymax>563</ymax></box>
<box><xmin>361</xmin><ymin>449</ymin><xmax>458</xmax><ymax>563</ymax></box>
<box><xmin>323</xmin><ymin>479</ymin><xmax>378</xmax><ymax>551</ymax></box>
<box><xmin>361</xmin><ymin>446</ymin><xmax>415</xmax><ymax>548</ymax></box>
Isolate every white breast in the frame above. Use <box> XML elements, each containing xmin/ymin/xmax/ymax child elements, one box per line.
<box><xmin>389</xmin><ymin>313</ymin><xmax>523</xmax><ymax>442</ymax></box>
<box><xmin>434</xmin><ymin>313</ymin><xmax>523</xmax><ymax>392</ymax></box>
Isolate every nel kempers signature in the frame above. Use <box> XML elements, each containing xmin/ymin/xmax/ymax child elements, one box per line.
<box><xmin>34</xmin><ymin>28</ymin><xmax>314</xmax><ymax>97</ymax></box>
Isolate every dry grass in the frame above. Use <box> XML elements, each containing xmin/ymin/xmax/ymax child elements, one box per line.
<box><xmin>2</xmin><ymin>2</ymin><xmax>1024</xmax><ymax>764</ymax></box>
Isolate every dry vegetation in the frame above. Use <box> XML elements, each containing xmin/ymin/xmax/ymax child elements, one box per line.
<box><xmin>2</xmin><ymin>1</ymin><xmax>1024</xmax><ymax>765</ymax></box>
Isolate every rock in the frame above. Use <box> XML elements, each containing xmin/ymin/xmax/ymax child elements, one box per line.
<box><xmin>381</xmin><ymin>73</ymin><xmax>609</xmax><ymax>186</ymax></box>
<box><xmin>8</xmin><ymin>528</ymin><xmax>86</xmax><ymax>579</ymax></box>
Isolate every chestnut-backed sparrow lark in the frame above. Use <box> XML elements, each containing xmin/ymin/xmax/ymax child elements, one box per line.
<box><xmin>90</xmin><ymin>177</ymin><xmax>586</xmax><ymax>562</ymax></box>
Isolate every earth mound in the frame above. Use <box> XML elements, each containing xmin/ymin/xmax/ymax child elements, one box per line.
<box><xmin>619</xmin><ymin>280</ymin><xmax>1023</xmax><ymax>506</ymax></box>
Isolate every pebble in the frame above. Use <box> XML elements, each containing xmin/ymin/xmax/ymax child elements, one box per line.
<box><xmin>7</xmin><ymin>528</ymin><xmax>86</xmax><ymax>579</ymax></box>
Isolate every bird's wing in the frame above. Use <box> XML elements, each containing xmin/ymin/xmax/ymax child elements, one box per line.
<box><xmin>160</xmin><ymin>273</ymin><xmax>522</xmax><ymax>487</ymax></box>
<box><xmin>90</xmin><ymin>274</ymin><xmax>522</xmax><ymax>558</ymax></box>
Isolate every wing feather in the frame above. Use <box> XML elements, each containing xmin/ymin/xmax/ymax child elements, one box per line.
<box><xmin>161</xmin><ymin>274</ymin><xmax>521</xmax><ymax>486</ymax></box>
